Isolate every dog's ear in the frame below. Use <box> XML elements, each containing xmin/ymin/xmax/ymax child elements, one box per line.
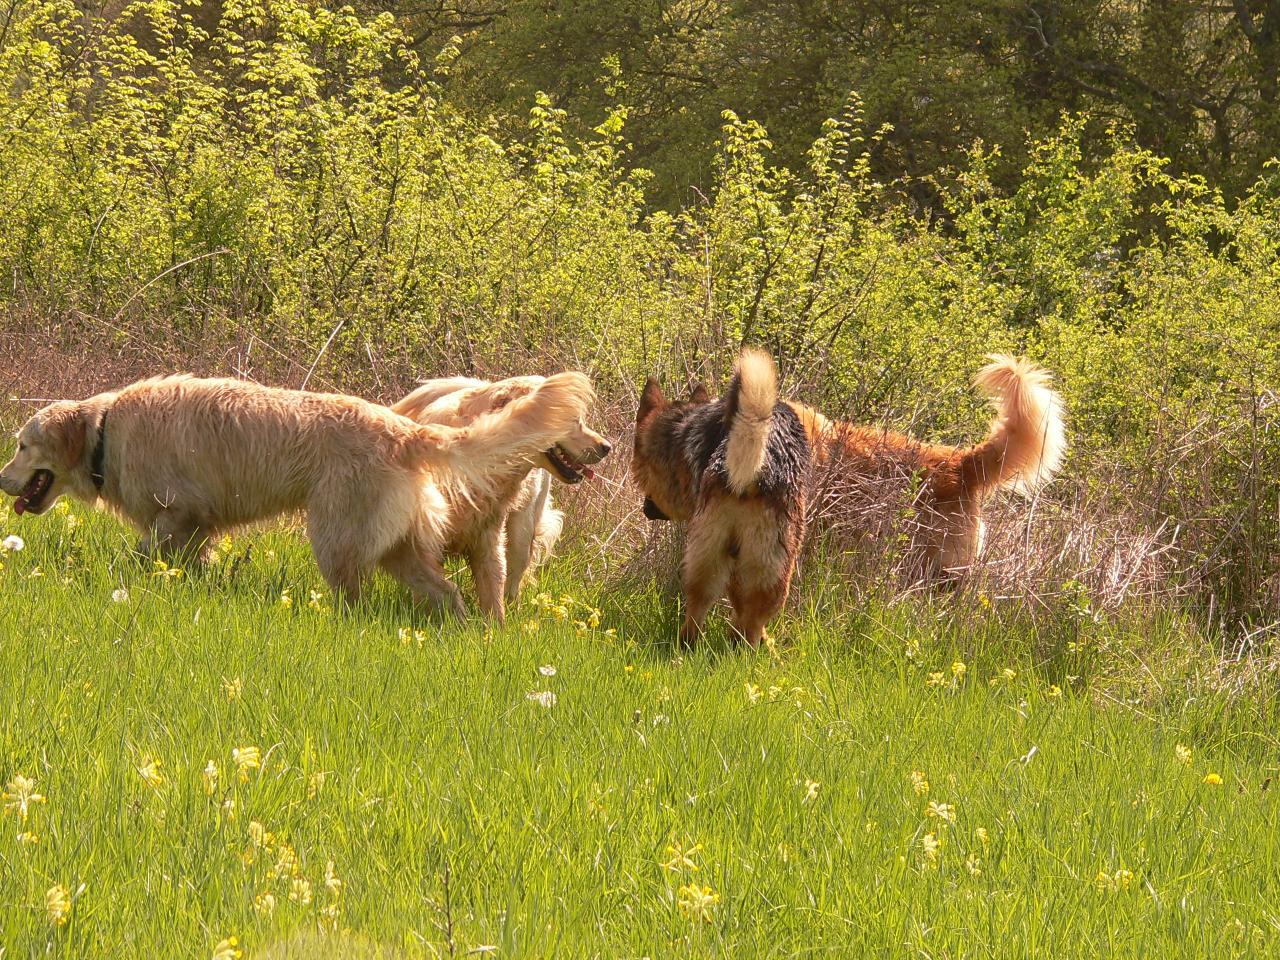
<box><xmin>642</xmin><ymin>496</ymin><xmax>670</xmax><ymax>521</ymax></box>
<box><xmin>41</xmin><ymin>404</ymin><xmax>87</xmax><ymax>468</ymax></box>
<box><xmin>638</xmin><ymin>377</ymin><xmax>665</xmax><ymax>422</ymax></box>
<box><xmin>688</xmin><ymin>382</ymin><xmax>710</xmax><ymax>405</ymax></box>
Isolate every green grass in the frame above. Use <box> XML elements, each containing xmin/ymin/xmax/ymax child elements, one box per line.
<box><xmin>0</xmin><ymin>501</ymin><xmax>1277</xmax><ymax>958</ymax></box>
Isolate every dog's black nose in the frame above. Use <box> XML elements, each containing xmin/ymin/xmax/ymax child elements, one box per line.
<box><xmin>599</xmin><ymin>441</ymin><xmax>612</xmax><ymax>457</ymax></box>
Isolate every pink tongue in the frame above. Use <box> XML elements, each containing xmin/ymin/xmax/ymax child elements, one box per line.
<box><xmin>13</xmin><ymin>495</ymin><xmax>28</xmax><ymax>515</ymax></box>
<box><xmin>582</xmin><ymin>467</ymin><xmax>596</xmax><ymax>480</ymax></box>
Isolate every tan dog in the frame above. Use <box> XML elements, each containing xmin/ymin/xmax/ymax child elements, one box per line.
<box><xmin>791</xmin><ymin>355</ymin><xmax>1066</xmax><ymax>576</ymax></box>
<box><xmin>392</xmin><ymin>375</ymin><xmax>611</xmax><ymax>619</ymax></box>
<box><xmin>0</xmin><ymin>374</ymin><xmax>593</xmax><ymax>613</ymax></box>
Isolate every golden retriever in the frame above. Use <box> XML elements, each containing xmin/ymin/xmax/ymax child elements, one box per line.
<box><xmin>392</xmin><ymin>375</ymin><xmax>611</xmax><ymax>619</ymax></box>
<box><xmin>0</xmin><ymin>374</ymin><xmax>593</xmax><ymax>613</ymax></box>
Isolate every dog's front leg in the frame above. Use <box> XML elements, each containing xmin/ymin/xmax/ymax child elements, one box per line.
<box><xmin>468</xmin><ymin>524</ymin><xmax>508</xmax><ymax>623</ymax></box>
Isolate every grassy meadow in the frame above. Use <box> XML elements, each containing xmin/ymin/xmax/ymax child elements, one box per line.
<box><xmin>1</xmin><ymin>500</ymin><xmax>1277</xmax><ymax>958</ymax></box>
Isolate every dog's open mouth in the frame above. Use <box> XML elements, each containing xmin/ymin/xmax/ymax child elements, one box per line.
<box><xmin>544</xmin><ymin>445</ymin><xmax>595</xmax><ymax>484</ymax></box>
<box><xmin>14</xmin><ymin>469</ymin><xmax>54</xmax><ymax>515</ymax></box>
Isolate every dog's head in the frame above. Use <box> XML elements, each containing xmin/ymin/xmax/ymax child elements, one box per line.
<box><xmin>633</xmin><ymin>378</ymin><xmax>712</xmax><ymax>521</ymax></box>
<box><xmin>1</xmin><ymin>401</ymin><xmax>94</xmax><ymax>515</ymax></box>
<box><xmin>400</xmin><ymin>375</ymin><xmax>611</xmax><ymax>485</ymax></box>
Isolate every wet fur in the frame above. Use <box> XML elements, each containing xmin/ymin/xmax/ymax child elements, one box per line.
<box><xmin>633</xmin><ymin>349</ymin><xmax>808</xmax><ymax>646</ymax></box>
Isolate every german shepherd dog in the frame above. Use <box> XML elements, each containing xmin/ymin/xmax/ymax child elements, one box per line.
<box><xmin>788</xmin><ymin>355</ymin><xmax>1066</xmax><ymax>577</ymax></box>
<box><xmin>633</xmin><ymin>349</ymin><xmax>809</xmax><ymax>646</ymax></box>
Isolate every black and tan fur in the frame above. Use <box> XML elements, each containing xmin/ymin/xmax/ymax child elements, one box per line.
<box><xmin>633</xmin><ymin>349</ymin><xmax>809</xmax><ymax>646</ymax></box>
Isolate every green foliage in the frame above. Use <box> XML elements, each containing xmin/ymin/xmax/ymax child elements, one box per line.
<box><xmin>1</xmin><ymin>0</ymin><xmax>1279</xmax><ymax>619</ymax></box>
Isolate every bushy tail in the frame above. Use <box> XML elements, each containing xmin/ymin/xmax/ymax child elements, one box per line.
<box><xmin>400</xmin><ymin>372</ymin><xmax>594</xmax><ymax>492</ymax></box>
<box><xmin>959</xmin><ymin>355</ymin><xmax>1067</xmax><ymax>495</ymax></box>
<box><xmin>391</xmin><ymin>377</ymin><xmax>488</xmax><ymax>421</ymax></box>
<box><xmin>723</xmin><ymin>347</ymin><xmax>779</xmax><ymax>495</ymax></box>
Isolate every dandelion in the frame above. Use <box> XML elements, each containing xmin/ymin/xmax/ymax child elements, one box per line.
<box><xmin>1175</xmin><ymin>744</ymin><xmax>1193</xmax><ymax>766</ymax></box>
<box><xmin>1</xmin><ymin>534</ymin><xmax>24</xmax><ymax>551</ymax></box>
<box><xmin>231</xmin><ymin>746</ymin><xmax>261</xmax><ymax>782</ymax></box>
<box><xmin>951</xmin><ymin>660</ymin><xmax>967</xmax><ymax>680</ymax></box>
<box><xmin>137</xmin><ymin>757</ymin><xmax>165</xmax><ymax>788</ymax></box>
<box><xmin>111</xmin><ymin>588</ymin><xmax>129</xmax><ymax>603</ymax></box>
<box><xmin>222</xmin><ymin>676</ymin><xmax>242</xmax><ymax>701</ymax></box>
<box><xmin>920</xmin><ymin>832</ymin><xmax>941</xmax><ymax>866</ymax></box>
<box><xmin>289</xmin><ymin>875</ymin><xmax>313</xmax><ymax>905</ymax></box>
<box><xmin>676</xmin><ymin>883</ymin><xmax>720</xmax><ymax>922</ymax></box>
<box><xmin>926</xmin><ymin>800</ymin><xmax>957</xmax><ymax>824</ymax></box>
<box><xmin>526</xmin><ymin>690</ymin><xmax>557</xmax><ymax>709</ymax></box>
<box><xmin>662</xmin><ymin>841</ymin><xmax>703</xmax><ymax>872</ymax></box>
<box><xmin>803</xmin><ymin>778</ymin><xmax>821</xmax><ymax>803</ymax></box>
<box><xmin>45</xmin><ymin>883</ymin><xmax>72</xmax><ymax>926</ymax></box>
<box><xmin>324</xmin><ymin>860</ymin><xmax>342</xmax><ymax>898</ymax></box>
<box><xmin>1047</xmin><ymin>684</ymin><xmax>1063</xmax><ymax>698</ymax></box>
<box><xmin>538</xmin><ymin>664</ymin><xmax>557</xmax><ymax>677</ymax></box>
<box><xmin>3</xmin><ymin>774</ymin><xmax>46</xmax><ymax>821</ymax></box>
<box><xmin>965</xmin><ymin>853</ymin><xmax>982</xmax><ymax>876</ymax></box>
<box><xmin>253</xmin><ymin>891</ymin><xmax>276</xmax><ymax>916</ymax></box>
<box><xmin>926</xmin><ymin>671</ymin><xmax>946</xmax><ymax>687</ymax></box>
<box><xmin>1203</xmin><ymin>772</ymin><xmax>1223</xmax><ymax>786</ymax></box>
<box><xmin>202</xmin><ymin>760</ymin><xmax>219</xmax><ymax>796</ymax></box>
<box><xmin>212</xmin><ymin>936</ymin><xmax>242</xmax><ymax>960</ymax></box>
<box><xmin>910</xmin><ymin>770</ymin><xmax>930</xmax><ymax>796</ymax></box>
<box><xmin>624</xmin><ymin>664</ymin><xmax>634</xmax><ymax>674</ymax></box>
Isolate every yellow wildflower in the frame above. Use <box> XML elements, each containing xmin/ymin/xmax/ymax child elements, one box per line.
<box><xmin>18</xmin><ymin>831</ymin><xmax>38</xmax><ymax>846</ymax></box>
<box><xmin>662</xmin><ymin>841</ymin><xmax>702</xmax><ymax>872</ymax></box>
<box><xmin>951</xmin><ymin>661</ymin><xmax>967</xmax><ymax>680</ymax></box>
<box><xmin>975</xmin><ymin>827</ymin><xmax>990</xmax><ymax>845</ymax></box>
<box><xmin>910</xmin><ymin>770</ymin><xmax>930</xmax><ymax>796</ymax></box>
<box><xmin>289</xmin><ymin>876</ymin><xmax>313</xmax><ymax>905</ymax></box>
<box><xmin>248</xmin><ymin>820</ymin><xmax>267</xmax><ymax>848</ymax></box>
<box><xmin>926</xmin><ymin>800</ymin><xmax>956</xmax><ymax>824</ymax></box>
<box><xmin>1203</xmin><ymin>772</ymin><xmax>1223</xmax><ymax>786</ymax></box>
<box><xmin>308</xmin><ymin>589</ymin><xmax>326</xmax><ymax>612</ymax></box>
<box><xmin>279</xmin><ymin>589</ymin><xmax>293</xmax><ymax>608</ymax></box>
<box><xmin>308</xmin><ymin>770</ymin><xmax>327</xmax><ymax>800</ymax></box>
<box><xmin>1175</xmin><ymin>744</ymin><xmax>1193</xmax><ymax>766</ymax></box>
<box><xmin>920</xmin><ymin>832</ymin><xmax>941</xmax><ymax>865</ymax></box>
<box><xmin>803</xmin><ymin>779</ymin><xmax>821</xmax><ymax>803</ymax></box>
<box><xmin>1047</xmin><ymin>684</ymin><xmax>1063</xmax><ymax>698</ymax></box>
<box><xmin>212</xmin><ymin>936</ymin><xmax>242</xmax><ymax>960</ymax></box>
<box><xmin>232</xmin><ymin>746</ymin><xmax>261</xmax><ymax>782</ymax></box>
<box><xmin>254</xmin><ymin>891</ymin><xmax>276</xmax><ymax>916</ymax></box>
<box><xmin>965</xmin><ymin>853</ymin><xmax>982</xmax><ymax>876</ymax></box>
<box><xmin>676</xmin><ymin>883</ymin><xmax>720</xmax><ymax>922</ymax></box>
<box><xmin>745</xmin><ymin>682</ymin><xmax>762</xmax><ymax>704</ymax></box>
<box><xmin>202</xmin><ymin>760</ymin><xmax>219</xmax><ymax>796</ymax></box>
<box><xmin>926</xmin><ymin>671</ymin><xmax>946</xmax><ymax>687</ymax></box>
<box><xmin>221</xmin><ymin>798</ymin><xmax>236</xmax><ymax>821</ymax></box>
<box><xmin>45</xmin><ymin>883</ymin><xmax>72</xmax><ymax>926</ymax></box>
<box><xmin>324</xmin><ymin>860</ymin><xmax>342</xmax><ymax>898</ymax></box>
<box><xmin>3</xmin><ymin>773</ymin><xmax>46</xmax><ymax>821</ymax></box>
<box><xmin>137</xmin><ymin>757</ymin><xmax>165</xmax><ymax>788</ymax></box>
<box><xmin>222</xmin><ymin>676</ymin><xmax>243</xmax><ymax>702</ymax></box>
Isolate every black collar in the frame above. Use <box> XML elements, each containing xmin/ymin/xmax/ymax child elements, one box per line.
<box><xmin>89</xmin><ymin>408</ymin><xmax>109</xmax><ymax>491</ymax></box>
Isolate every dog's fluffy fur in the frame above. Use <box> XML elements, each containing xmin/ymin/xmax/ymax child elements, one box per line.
<box><xmin>633</xmin><ymin>348</ymin><xmax>809</xmax><ymax>646</ymax></box>
<box><xmin>392</xmin><ymin>374</ymin><xmax>610</xmax><ymax>619</ymax></box>
<box><xmin>0</xmin><ymin>374</ymin><xmax>594</xmax><ymax>613</ymax></box>
<box><xmin>791</xmin><ymin>354</ymin><xmax>1067</xmax><ymax>576</ymax></box>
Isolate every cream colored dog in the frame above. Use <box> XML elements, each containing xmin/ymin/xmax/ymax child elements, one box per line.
<box><xmin>0</xmin><ymin>374</ymin><xmax>593</xmax><ymax>613</ymax></box>
<box><xmin>392</xmin><ymin>375</ymin><xmax>611</xmax><ymax>619</ymax></box>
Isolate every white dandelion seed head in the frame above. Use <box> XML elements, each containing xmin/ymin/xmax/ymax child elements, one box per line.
<box><xmin>1</xmin><ymin>534</ymin><xmax>24</xmax><ymax>552</ymax></box>
<box><xmin>538</xmin><ymin>664</ymin><xmax>557</xmax><ymax>677</ymax></box>
<box><xmin>111</xmin><ymin>588</ymin><xmax>129</xmax><ymax>603</ymax></box>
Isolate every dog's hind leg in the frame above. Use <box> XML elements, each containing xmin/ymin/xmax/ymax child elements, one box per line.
<box><xmin>679</xmin><ymin>513</ymin><xmax>732</xmax><ymax>647</ymax></box>
<box><xmin>380</xmin><ymin>539</ymin><xmax>466</xmax><ymax>619</ymax></box>
<box><xmin>503</xmin><ymin>500</ymin><xmax>539</xmax><ymax>604</ymax></box>
<box><xmin>728</xmin><ymin>564</ymin><xmax>791</xmax><ymax>648</ymax></box>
